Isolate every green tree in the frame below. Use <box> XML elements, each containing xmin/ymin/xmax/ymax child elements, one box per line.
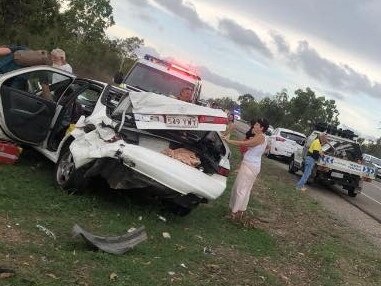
<box><xmin>238</xmin><ymin>93</ymin><xmax>255</xmax><ymax>105</ymax></box>
<box><xmin>362</xmin><ymin>138</ymin><xmax>381</xmax><ymax>158</ymax></box>
<box><xmin>286</xmin><ymin>88</ymin><xmax>339</xmax><ymax>134</ymax></box>
<box><xmin>0</xmin><ymin>0</ymin><xmax>144</xmax><ymax>82</ymax></box>
<box><xmin>238</xmin><ymin>94</ymin><xmax>258</xmax><ymax>121</ymax></box>
<box><xmin>61</xmin><ymin>0</ymin><xmax>114</xmax><ymax>42</ymax></box>
<box><xmin>234</xmin><ymin>87</ymin><xmax>340</xmax><ymax>134</ymax></box>
<box><xmin>109</xmin><ymin>37</ymin><xmax>145</xmax><ymax>72</ymax></box>
<box><xmin>208</xmin><ymin>97</ymin><xmax>237</xmax><ymax>111</ymax></box>
<box><xmin>257</xmin><ymin>97</ymin><xmax>286</xmax><ymax>127</ymax></box>
<box><xmin>0</xmin><ymin>0</ymin><xmax>62</xmax><ymax>46</ymax></box>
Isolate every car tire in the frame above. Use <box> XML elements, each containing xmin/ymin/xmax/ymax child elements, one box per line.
<box><xmin>288</xmin><ymin>158</ymin><xmax>297</xmax><ymax>174</ymax></box>
<box><xmin>55</xmin><ymin>149</ymin><xmax>86</xmax><ymax>193</ymax></box>
<box><xmin>170</xmin><ymin>204</ymin><xmax>192</xmax><ymax>216</ymax></box>
<box><xmin>347</xmin><ymin>188</ymin><xmax>357</xmax><ymax>197</ymax></box>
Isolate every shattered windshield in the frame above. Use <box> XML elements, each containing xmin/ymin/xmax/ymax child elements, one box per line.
<box><xmin>124</xmin><ymin>63</ymin><xmax>195</xmax><ymax>97</ymax></box>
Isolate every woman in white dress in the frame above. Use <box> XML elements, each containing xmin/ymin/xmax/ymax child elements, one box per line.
<box><xmin>222</xmin><ymin>118</ymin><xmax>269</xmax><ymax>220</ymax></box>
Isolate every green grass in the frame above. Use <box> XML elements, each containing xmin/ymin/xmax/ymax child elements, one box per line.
<box><xmin>0</xmin><ymin>146</ymin><xmax>380</xmax><ymax>285</ymax></box>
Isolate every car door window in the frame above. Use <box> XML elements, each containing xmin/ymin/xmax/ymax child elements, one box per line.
<box><xmin>76</xmin><ymin>87</ymin><xmax>102</xmax><ymax>116</ymax></box>
<box><xmin>3</xmin><ymin>70</ymin><xmax>72</xmax><ymax>102</ymax></box>
<box><xmin>58</xmin><ymin>81</ymin><xmax>102</xmax><ymax>117</ymax></box>
<box><xmin>0</xmin><ymin>70</ymin><xmax>70</xmax><ymax>144</ymax></box>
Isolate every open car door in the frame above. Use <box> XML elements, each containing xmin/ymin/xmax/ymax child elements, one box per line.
<box><xmin>0</xmin><ymin>66</ymin><xmax>75</xmax><ymax>145</ymax></box>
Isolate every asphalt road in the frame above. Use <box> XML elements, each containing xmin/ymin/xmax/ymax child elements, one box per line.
<box><xmin>234</xmin><ymin>120</ymin><xmax>381</xmax><ymax>223</ymax></box>
<box><xmin>274</xmin><ymin>159</ymin><xmax>381</xmax><ymax>223</ymax></box>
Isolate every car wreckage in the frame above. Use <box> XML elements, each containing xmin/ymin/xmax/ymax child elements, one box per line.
<box><xmin>0</xmin><ymin>66</ymin><xmax>230</xmax><ymax>214</ymax></box>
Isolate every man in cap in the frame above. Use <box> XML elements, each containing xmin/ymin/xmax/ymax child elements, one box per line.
<box><xmin>296</xmin><ymin>133</ymin><xmax>328</xmax><ymax>192</ymax></box>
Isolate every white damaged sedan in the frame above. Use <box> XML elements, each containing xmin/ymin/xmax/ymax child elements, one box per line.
<box><xmin>0</xmin><ymin>66</ymin><xmax>230</xmax><ymax>214</ymax></box>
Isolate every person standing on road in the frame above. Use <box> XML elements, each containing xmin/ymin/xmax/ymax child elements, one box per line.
<box><xmin>296</xmin><ymin>133</ymin><xmax>328</xmax><ymax>192</ymax></box>
<box><xmin>222</xmin><ymin>118</ymin><xmax>269</xmax><ymax>220</ymax></box>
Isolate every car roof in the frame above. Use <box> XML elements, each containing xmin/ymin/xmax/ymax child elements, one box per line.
<box><xmin>136</xmin><ymin>58</ymin><xmax>200</xmax><ymax>84</ymax></box>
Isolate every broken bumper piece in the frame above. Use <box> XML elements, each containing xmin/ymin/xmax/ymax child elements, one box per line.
<box><xmin>72</xmin><ymin>224</ymin><xmax>147</xmax><ymax>255</ymax></box>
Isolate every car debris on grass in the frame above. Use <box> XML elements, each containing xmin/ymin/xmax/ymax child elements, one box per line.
<box><xmin>72</xmin><ymin>224</ymin><xmax>147</xmax><ymax>255</ymax></box>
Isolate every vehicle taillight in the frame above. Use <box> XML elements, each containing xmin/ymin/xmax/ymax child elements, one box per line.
<box><xmin>276</xmin><ymin>136</ymin><xmax>286</xmax><ymax>142</ymax></box>
<box><xmin>218</xmin><ymin>166</ymin><xmax>230</xmax><ymax>177</ymax></box>
<box><xmin>198</xmin><ymin>115</ymin><xmax>228</xmax><ymax>124</ymax></box>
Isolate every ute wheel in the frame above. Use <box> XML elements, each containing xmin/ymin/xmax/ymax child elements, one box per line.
<box><xmin>347</xmin><ymin>188</ymin><xmax>357</xmax><ymax>197</ymax></box>
<box><xmin>55</xmin><ymin>149</ymin><xmax>86</xmax><ymax>193</ymax></box>
<box><xmin>170</xmin><ymin>205</ymin><xmax>192</xmax><ymax>216</ymax></box>
<box><xmin>288</xmin><ymin>158</ymin><xmax>297</xmax><ymax>174</ymax></box>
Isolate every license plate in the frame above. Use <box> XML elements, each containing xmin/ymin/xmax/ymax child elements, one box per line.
<box><xmin>166</xmin><ymin>115</ymin><xmax>198</xmax><ymax>128</ymax></box>
<box><xmin>331</xmin><ymin>172</ymin><xmax>343</xmax><ymax>179</ymax></box>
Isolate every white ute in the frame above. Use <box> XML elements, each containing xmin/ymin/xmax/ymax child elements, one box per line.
<box><xmin>289</xmin><ymin>130</ymin><xmax>376</xmax><ymax>197</ymax></box>
<box><xmin>0</xmin><ymin>66</ymin><xmax>230</xmax><ymax>215</ymax></box>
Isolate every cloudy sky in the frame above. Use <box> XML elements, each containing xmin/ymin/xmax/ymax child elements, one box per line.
<box><xmin>107</xmin><ymin>0</ymin><xmax>381</xmax><ymax>138</ymax></box>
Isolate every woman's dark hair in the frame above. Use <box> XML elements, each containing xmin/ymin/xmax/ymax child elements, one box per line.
<box><xmin>256</xmin><ymin>118</ymin><xmax>269</xmax><ymax>132</ymax></box>
<box><xmin>245</xmin><ymin>127</ymin><xmax>253</xmax><ymax>139</ymax></box>
<box><xmin>250</xmin><ymin>119</ymin><xmax>256</xmax><ymax>126</ymax></box>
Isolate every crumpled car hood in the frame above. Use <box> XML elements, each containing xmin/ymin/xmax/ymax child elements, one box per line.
<box><xmin>117</xmin><ymin>92</ymin><xmax>228</xmax><ymax>131</ymax></box>
<box><xmin>128</xmin><ymin>92</ymin><xmax>224</xmax><ymax>117</ymax></box>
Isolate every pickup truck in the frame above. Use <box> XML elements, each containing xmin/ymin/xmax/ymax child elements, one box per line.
<box><xmin>288</xmin><ymin>130</ymin><xmax>376</xmax><ymax>197</ymax></box>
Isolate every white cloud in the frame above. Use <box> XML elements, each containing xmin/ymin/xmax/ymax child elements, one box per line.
<box><xmin>152</xmin><ymin>0</ymin><xmax>209</xmax><ymax>29</ymax></box>
<box><xmin>218</xmin><ymin>18</ymin><xmax>272</xmax><ymax>58</ymax></box>
<box><xmin>336</xmin><ymin>100</ymin><xmax>381</xmax><ymax>138</ymax></box>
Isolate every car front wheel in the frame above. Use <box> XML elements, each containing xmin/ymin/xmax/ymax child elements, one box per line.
<box><xmin>288</xmin><ymin>158</ymin><xmax>297</xmax><ymax>174</ymax></box>
<box><xmin>55</xmin><ymin>150</ymin><xmax>86</xmax><ymax>193</ymax></box>
<box><xmin>266</xmin><ymin>151</ymin><xmax>274</xmax><ymax>159</ymax></box>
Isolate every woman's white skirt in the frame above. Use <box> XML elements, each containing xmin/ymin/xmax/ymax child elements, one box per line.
<box><xmin>229</xmin><ymin>161</ymin><xmax>260</xmax><ymax>213</ymax></box>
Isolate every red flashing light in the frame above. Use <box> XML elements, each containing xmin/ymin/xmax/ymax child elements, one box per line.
<box><xmin>218</xmin><ymin>166</ymin><xmax>230</xmax><ymax>177</ymax></box>
<box><xmin>170</xmin><ymin>63</ymin><xmax>190</xmax><ymax>73</ymax></box>
<box><xmin>276</xmin><ymin>136</ymin><xmax>286</xmax><ymax>142</ymax></box>
<box><xmin>198</xmin><ymin>115</ymin><xmax>228</xmax><ymax>124</ymax></box>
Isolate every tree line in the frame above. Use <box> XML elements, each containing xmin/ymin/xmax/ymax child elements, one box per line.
<box><xmin>0</xmin><ymin>0</ymin><xmax>143</xmax><ymax>81</ymax></box>
<box><xmin>210</xmin><ymin>87</ymin><xmax>340</xmax><ymax>135</ymax></box>
<box><xmin>210</xmin><ymin>88</ymin><xmax>381</xmax><ymax>157</ymax></box>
